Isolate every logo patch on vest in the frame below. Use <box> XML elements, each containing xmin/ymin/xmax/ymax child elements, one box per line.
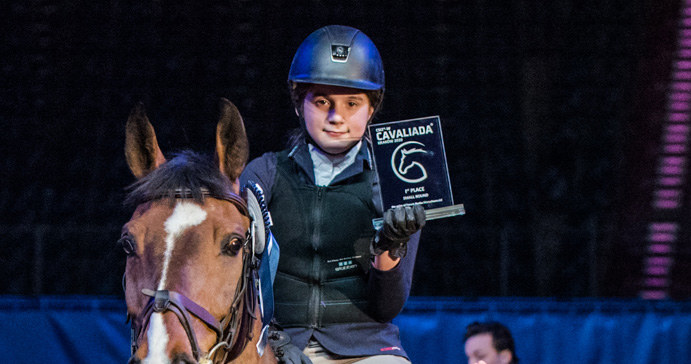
<box><xmin>327</xmin><ymin>255</ymin><xmax>361</xmax><ymax>272</ymax></box>
<box><xmin>331</xmin><ymin>45</ymin><xmax>350</xmax><ymax>62</ymax></box>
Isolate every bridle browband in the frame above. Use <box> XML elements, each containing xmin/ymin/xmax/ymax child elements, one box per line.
<box><xmin>127</xmin><ymin>188</ymin><xmax>259</xmax><ymax>363</ymax></box>
<box><xmin>151</xmin><ymin>187</ymin><xmax>250</xmax><ymax>217</ymax></box>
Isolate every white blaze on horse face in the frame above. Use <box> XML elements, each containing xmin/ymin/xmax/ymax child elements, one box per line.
<box><xmin>159</xmin><ymin>201</ymin><xmax>208</xmax><ymax>289</ymax></box>
<box><xmin>145</xmin><ymin>201</ymin><xmax>207</xmax><ymax>364</ymax></box>
<box><xmin>146</xmin><ymin>314</ymin><xmax>169</xmax><ymax>364</ymax></box>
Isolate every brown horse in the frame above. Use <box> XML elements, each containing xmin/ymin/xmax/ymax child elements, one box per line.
<box><xmin>120</xmin><ymin>99</ymin><xmax>276</xmax><ymax>364</ymax></box>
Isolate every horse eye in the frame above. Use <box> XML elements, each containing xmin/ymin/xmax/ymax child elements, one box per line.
<box><xmin>222</xmin><ymin>236</ymin><xmax>244</xmax><ymax>256</ymax></box>
<box><xmin>118</xmin><ymin>235</ymin><xmax>137</xmax><ymax>256</ymax></box>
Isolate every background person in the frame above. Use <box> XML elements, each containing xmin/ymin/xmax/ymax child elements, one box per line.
<box><xmin>463</xmin><ymin>321</ymin><xmax>519</xmax><ymax>364</ymax></box>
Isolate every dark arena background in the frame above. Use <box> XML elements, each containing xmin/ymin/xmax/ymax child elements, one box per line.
<box><xmin>3</xmin><ymin>1</ymin><xmax>691</xmax><ymax>363</ymax></box>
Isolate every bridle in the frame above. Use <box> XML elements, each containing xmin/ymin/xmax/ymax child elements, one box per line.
<box><xmin>126</xmin><ymin>188</ymin><xmax>260</xmax><ymax>363</ymax></box>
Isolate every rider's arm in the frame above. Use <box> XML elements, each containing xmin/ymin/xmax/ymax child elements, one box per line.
<box><xmin>367</xmin><ymin>230</ymin><xmax>421</xmax><ymax>323</ymax></box>
<box><xmin>239</xmin><ymin>152</ymin><xmax>277</xmax><ymax>202</ymax></box>
<box><xmin>373</xmin><ymin>253</ymin><xmax>399</xmax><ymax>271</ymax></box>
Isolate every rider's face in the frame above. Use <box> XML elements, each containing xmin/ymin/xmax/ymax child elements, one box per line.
<box><xmin>301</xmin><ymin>84</ymin><xmax>373</xmax><ymax>156</ymax></box>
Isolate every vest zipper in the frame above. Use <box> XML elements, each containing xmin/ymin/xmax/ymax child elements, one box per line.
<box><xmin>309</xmin><ymin>186</ymin><xmax>325</xmax><ymax>327</ymax></box>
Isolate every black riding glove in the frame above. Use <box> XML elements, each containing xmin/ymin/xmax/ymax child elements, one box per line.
<box><xmin>371</xmin><ymin>205</ymin><xmax>426</xmax><ymax>259</ymax></box>
<box><xmin>268</xmin><ymin>328</ymin><xmax>312</xmax><ymax>364</ymax></box>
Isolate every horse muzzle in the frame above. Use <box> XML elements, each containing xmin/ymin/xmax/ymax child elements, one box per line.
<box><xmin>128</xmin><ymin>352</ymin><xmax>197</xmax><ymax>364</ymax></box>
<box><xmin>129</xmin><ymin>289</ymin><xmax>224</xmax><ymax>363</ymax></box>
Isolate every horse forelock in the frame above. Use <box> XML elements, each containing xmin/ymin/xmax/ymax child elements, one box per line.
<box><xmin>125</xmin><ymin>150</ymin><xmax>233</xmax><ymax>208</ymax></box>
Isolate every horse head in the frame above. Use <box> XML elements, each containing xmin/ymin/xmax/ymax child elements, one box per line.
<box><xmin>121</xmin><ymin>99</ymin><xmax>275</xmax><ymax>364</ymax></box>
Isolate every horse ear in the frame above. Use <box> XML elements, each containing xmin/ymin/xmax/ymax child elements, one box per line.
<box><xmin>216</xmin><ymin>98</ymin><xmax>249</xmax><ymax>194</ymax></box>
<box><xmin>125</xmin><ymin>102</ymin><xmax>167</xmax><ymax>179</ymax></box>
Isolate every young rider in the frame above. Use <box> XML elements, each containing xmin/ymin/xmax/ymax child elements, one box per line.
<box><xmin>240</xmin><ymin>25</ymin><xmax>425</xmax><ymax>363</ymax></box>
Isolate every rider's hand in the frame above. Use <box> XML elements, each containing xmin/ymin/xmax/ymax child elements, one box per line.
<box><xmin>268</xmin><ymin>329</ymin><xmax>312</xmax><ymax>364</ymax></box>
<box><xmin>275</xmin><ymin>344</ymin><xmax>311</xmax><ymax>364</ymax></box>
<box><xmin>371</xmin><ymin>205</ymin><xmax>425</xmax><ymax>259</ymax></box>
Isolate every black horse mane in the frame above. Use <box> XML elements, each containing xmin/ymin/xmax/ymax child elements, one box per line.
<box><xmin>124</xmin><ymin>150</ymin><xmax>233</xmax><ymax>207</ymax></box>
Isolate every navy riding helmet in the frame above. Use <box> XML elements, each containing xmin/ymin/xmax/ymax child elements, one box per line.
<box><xmin>288</xmin><ymin>25</ymin><xmax>385</xmax><ymax>91</ymax></box>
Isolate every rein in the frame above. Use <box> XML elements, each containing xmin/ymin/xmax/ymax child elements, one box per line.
<box><xmin>127</xmin><ymin>188</ymin><xmax>259</xmax><ymax>363</ymax></box>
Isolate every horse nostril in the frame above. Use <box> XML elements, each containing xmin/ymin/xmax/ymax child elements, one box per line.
<box><xmin>171</xmin><ymin>359</ymin><xmax>195</xmax><ymax>364</ymax></box>
<box><xmin>171</xmin><ymin>353</ymin><xmax>196</xmax><ymax>364</ymax></box>
<box><xmin>127</xmin><ymin>356</ymin><xmax>141</xmax><ymax>364</ymax></box>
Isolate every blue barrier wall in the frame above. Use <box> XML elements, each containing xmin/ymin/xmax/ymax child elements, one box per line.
<box><xmin>1</xmin><ymin>296</ymin><xmax>689</xmax><ymax>363</ymax></box>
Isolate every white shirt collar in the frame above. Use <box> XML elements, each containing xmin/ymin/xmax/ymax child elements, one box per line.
<box><xmin>308</xmin><ymin>141</ymin><xmax>362</xmax><ymax>186</ymax></box>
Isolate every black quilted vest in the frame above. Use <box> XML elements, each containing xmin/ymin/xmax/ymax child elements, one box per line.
<box><xmin>269</xmin><ymin>150</ymin><xmax>378</xmax><ymax>327</ymax></box>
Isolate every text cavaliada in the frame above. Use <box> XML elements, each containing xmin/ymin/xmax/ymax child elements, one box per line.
<box><xmin>374</xmin><ymin>123</ymin><xmax>435</xmax><ymax>143</ymax></box>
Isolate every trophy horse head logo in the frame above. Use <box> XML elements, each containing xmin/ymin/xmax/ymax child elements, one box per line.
<box><xmin>391</xmin><ymin>141</ymin><xmax>430</xmax><ymax>183</ymax></box>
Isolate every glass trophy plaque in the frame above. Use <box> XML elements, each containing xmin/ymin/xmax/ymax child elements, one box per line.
<box><xmin>368</xmin><ymin>116</ymin><xmax>464</xmax><ymax>229</ymax></box>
